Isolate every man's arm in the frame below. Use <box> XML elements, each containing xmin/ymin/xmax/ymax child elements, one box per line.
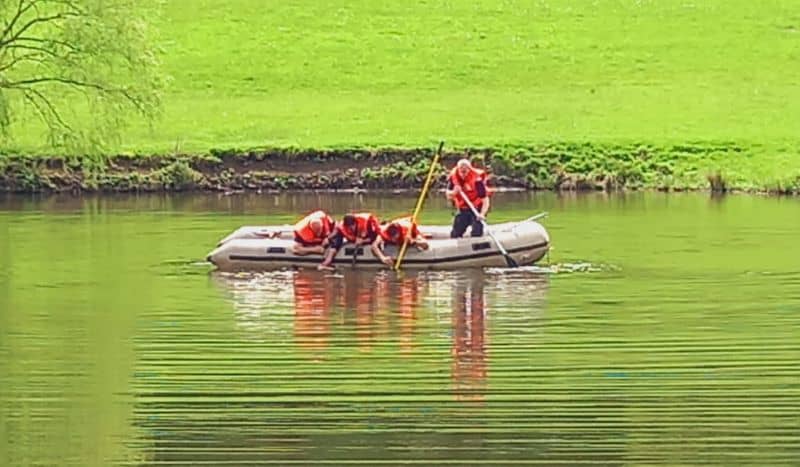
<box><xmin>323</xmin><ymin>227</ymin><xmax>341</xmax><ymax>249</ymax></box>
<box><xmin>479</xmin><ymin>196</ymin><xmax>490</xmax><ymax>218</ymax></box>
<box><xmin>476</xmin><ymin>181</ymin><xmax>489</xmax><ymax>219</ymax></box>
<box><xmin>410</xmin><ymin>229</ymin><xmax>429</xmax><ymax>250</ymax></box>
<box><xmin>370</xmin><ymin>237</ymin><xmax>393</xmax><ymax>266</ymax></box>
<box><xmin>445</xmin><ymin>179</ymin><xmax>459</xmax><ymax>201</ymax></box>
<box><xmin>325</xmin><ymin>227</ymin><xmax>338</xmax><ymax>243</ymax></box>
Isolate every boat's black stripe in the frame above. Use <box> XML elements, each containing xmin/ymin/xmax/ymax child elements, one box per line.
<box><xmin>228</xmin><ymin>241</ymin><xmax>549</xmax><ymax>265</ymax></box>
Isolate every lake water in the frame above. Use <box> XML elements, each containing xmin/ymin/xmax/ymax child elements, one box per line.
<box><xmin>1</xmin><ymin>192</ymin><xmax>798</xmax><ymax>465</ymax></box>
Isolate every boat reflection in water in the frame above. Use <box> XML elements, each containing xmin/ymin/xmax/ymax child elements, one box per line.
<box><xmin>126</xmin><ymin>269</ymin><xmax>552</xmax><ymax>464</ymax></box>
<box><xmin>210</xmin><ymin>267</ymin><xmax>549</xmax><ymax>400</ymax></box>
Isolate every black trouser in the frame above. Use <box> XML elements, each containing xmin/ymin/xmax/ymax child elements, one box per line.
<box><xmin>329</xmin><ymin>231</ymin><xmax>377</xmax><ymax>249</ymax></box>
<box><xmin>450</xmin><ymin>208</ymin><xmax>484</xmax><ymax>238</ymax></box>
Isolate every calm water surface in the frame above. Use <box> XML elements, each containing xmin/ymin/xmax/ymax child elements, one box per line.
<box><xmin>1</xmin><ymin>192</ymin><xmax>798</xmax><ymax>465</ymax></box>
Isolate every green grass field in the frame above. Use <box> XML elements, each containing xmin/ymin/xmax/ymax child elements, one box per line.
<box><xmin>5</xmin><ymin>0</ymin><xmax>800</xmax><ymax>187</ymax></box>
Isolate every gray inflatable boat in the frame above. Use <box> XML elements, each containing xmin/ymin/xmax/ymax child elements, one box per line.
<box><xmin>207</xmin><ymin>214</ymin><xmax>550</xmax><ymax>271</ymax></box>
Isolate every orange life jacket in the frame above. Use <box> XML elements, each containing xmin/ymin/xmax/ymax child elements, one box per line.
<box><xmin>294</xmin><ymin>210</ymin><xmax>334</xmax><ymax>245</ymax></box>
<box><xmin>338</xmin><ymin>212</ymin><xmax>379</xmax><ymax>242</ymax></box>
<box><xmin>379</xmin><ymin>216</ymin><xmax>420</xmax><ymax>244</ymax></box>
<box><xmin>449</xmin><ymin>167</ymin><xmax>488</xmax><ymax>210</ymax></box>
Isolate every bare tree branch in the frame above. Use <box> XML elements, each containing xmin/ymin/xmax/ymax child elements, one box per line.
<box><xmin>6</xmin><ymin>43</ymin><xmax>59</xmax><ymax>57</ymax></box>
<box><xmin>6</xmin><ymin>76</ymin><xmax>112</xmax><ymax>91</ymax></box>
<box><xmin>0</xmin><ymin>50</ymin><xmax>47</xmax><ymax>72</ymax></box>
<box><xmin>21</xmin><ymin>85</ymin><xmax>72</xmax><ymax>133</ymax></box>
<box><xmin>0</xmin><ymin>0</ymin><xmax>164</xmax><ymax>151</ymax></box>
<box><xmin>14</xmin><ymin>35</ymin><xmax>80</xmax><ymax>53</ymax></box>
<box><xmin>0</xmin><ymin>12</ymin><xmax>78</xmax><ymax>49</ymax></box>
<box><xmin>1</xmin><ymin>0</ymin><xmax>37</xmax><ymax>45</ymax></box>
<box><xmin>3</xmin><ymin>76</ymin><xmax>150</xmax><ymax>114</ymax></box>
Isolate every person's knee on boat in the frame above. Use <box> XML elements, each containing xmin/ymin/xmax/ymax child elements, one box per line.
<box><xmin>371</xmin><ymin>216</ymin><xmax>429</xmax><ymax>268</ymax></box>
<box><xmin>291</xmin><ymin>210</ymin><xmax>335</xmax><ymax>256</ymax></box>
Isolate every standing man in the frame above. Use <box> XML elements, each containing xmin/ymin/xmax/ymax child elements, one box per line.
<box><xmin>445</xmin><ymin>159</ymin><xmax>490</xmax><ymax>238</ymax></box>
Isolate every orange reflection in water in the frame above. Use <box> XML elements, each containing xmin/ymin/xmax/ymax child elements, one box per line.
<box><xmin>292</xmin><ymin>270</ymin><xmax>424</xmax><ymax>354</ymax></box>
<box><xmin>216</xmin><ymin>268</ymin><xmax>547</xmax><ymax>404</ymax></box>
<box><xmin>451</xmin><ymin>275</ymin><xmax>487</xmax><ymax>402</ymax></box>
<box><xmin>292</xmin><ymin>270</ymin><xmax>337</xmax><ymax>351</ymax></box>
<box><xmin>397</xmin><ymin>276</ymin><xmax>419</xmax><ymax>355</ymax></box>
<box><xmin>292</xmin><ymin>270</ymin><xmax>488</xmax><ymax>400</ymax></box>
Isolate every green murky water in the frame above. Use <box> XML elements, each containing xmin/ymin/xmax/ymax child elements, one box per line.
<box><xmin>1</xmin><ymin>192</ymin><xmax>798</xmax><ymax>465</ymax></box>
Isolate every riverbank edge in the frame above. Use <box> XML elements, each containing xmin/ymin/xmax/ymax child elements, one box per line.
<box><xmin>1</xmin><ymin>143</ymin><xmax>798</xmax><ymax>195</ymax></box>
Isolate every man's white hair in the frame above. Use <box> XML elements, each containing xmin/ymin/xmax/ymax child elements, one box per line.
<box><xmin>456</xmin><ymin>158</ymin><xmax>471</xmax><ymax>168</ymax></box>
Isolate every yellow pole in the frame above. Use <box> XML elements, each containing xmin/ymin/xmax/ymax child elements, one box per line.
<box><xmin>394</xmin><ymin>141</ymin><xmax>444</xmax><ymax>271</ymax></box>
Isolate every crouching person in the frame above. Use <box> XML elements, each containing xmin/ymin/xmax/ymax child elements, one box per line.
<box><xmin>371</xmin><ymin>216</ymin><xmax>429</xmax><ymax>268</ymax></box>
<box><xmin>318</xmin><ymin>212</ymin><xmax>380</xmax><ymax>271</ymax></box>
<box><xmin>292</xmin><ymin>210</ymin><xmax>335</xmax><ymax>255</ymax></box>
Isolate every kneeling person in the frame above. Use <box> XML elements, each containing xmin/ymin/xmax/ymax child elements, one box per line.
<box><xmin>371</xmin><ymin>216</ymin><xmax>429</xmax><ymax>267</ymax></box>
<box><xmin>292</xmin><ymin>210</ymin><xmax>335</xmax><ymax>255</ymax></box>
<box><xmin>318</xmin><ymin>212</ymin><xmax>380</xmax><ymax>270</ymax></box>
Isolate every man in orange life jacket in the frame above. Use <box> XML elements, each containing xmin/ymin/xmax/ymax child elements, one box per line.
<box><xmin>445</xmin><ymin>159</ymin><xmax>490</xmax><ymax>238</ymax></box>
<box><xmin>291</xmin><ymin>210</ymin><xmax>336</xmax><ymax>256</ymax></box>
<box><xmin>318</xmin><ymin>212</ymin><xmax>380</xmax><ymax>271</ymax></box>
<box><xmin>371</xmin><ymin>215</ymin><xmax>430</xmax><ymax>267</ymax></box>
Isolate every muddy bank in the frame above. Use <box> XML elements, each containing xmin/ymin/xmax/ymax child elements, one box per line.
<box><xmin>1</xmin><ymin>144</ymin><xmax>798</xmax><ymax>194</ymax></box>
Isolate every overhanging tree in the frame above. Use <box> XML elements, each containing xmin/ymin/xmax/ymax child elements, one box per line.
<box><xmin>0</xmin><ymin>0</ymin><xmax>165</xmax><ymax>152</ymax></box>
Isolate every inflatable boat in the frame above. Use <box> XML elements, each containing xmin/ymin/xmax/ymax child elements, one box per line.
<box><xmin>206</xmin><ymin>214</ymin><xmax>550</xmax><ymax>271</ymax></box>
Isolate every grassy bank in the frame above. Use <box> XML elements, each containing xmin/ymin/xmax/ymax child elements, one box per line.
<box><xmin>2</xmin><ymin>0</ymin><xmax>799</xmax><ymax>191</ymax></box>
<box><xmin>3</xmin><ymin>143</ymin><xmax>800</xmax><ymax>194</ymax></box>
